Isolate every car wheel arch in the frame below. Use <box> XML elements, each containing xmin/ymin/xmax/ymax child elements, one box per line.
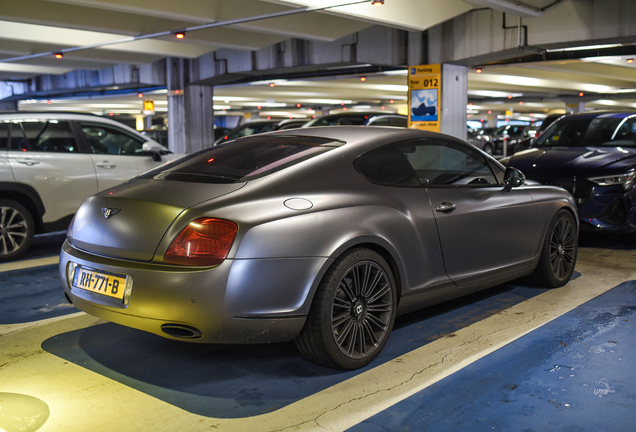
<box><xmin>0</xmin><ymin>183</ymin><xmax>45</xmax><ymax>233</ymax></box>
<box><xmin>322</xmin><ymin>236</ymin><xmax>404</xmax><ymax>302</ymax></box>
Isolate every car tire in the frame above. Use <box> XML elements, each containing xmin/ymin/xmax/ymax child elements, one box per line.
<box><xmin>295</xmin><ymin>248</ymin><xmax>397</xmax><ymax>370</ymax></box>
<box><xmin>0</xmin><ymin>199</ymin><xmax>35</xmax><ymax>262</ymax></box>
<box><xmin>482</xmin><ymin>143</ymin><xmax>493</xmax><ymax>155</ymax></box>
<box><xmin>531</xmin><ymin>210</ymin><xmax>577</xmax><ymax>288</ymax></box>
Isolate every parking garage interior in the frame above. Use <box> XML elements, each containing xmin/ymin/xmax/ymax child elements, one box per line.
<box><xmin>1</xmin><ymin>1</ymin><xmax>636</xmax><ymax>431</ymax></box>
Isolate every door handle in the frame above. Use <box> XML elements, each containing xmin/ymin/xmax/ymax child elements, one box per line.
<box><xmin>96</xmin><ymin>161</ymin><xmax>116</xmax><ymax>169</ymax></box>
<box><xmin>16</xmin><ymin>158</ymin><xmax>40</xmax><ymax>166</ymax></box>
<box><xmin>435</xmin><ymin>202</ymin><xmax>456</xmax><ymax>213</ymax></box>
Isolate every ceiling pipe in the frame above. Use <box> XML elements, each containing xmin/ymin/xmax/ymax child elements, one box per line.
<box><xmin>0</xmin><ymin>0</ymin><xmax>374</xmax><ymax>64</ymax></box>
<box><xmin>470</xmin><ymin>0</ymin><xmax>564</xmax><ymax>18</ymax></box>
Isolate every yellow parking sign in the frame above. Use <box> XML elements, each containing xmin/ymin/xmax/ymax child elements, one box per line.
<box><xmin>408</xmin><ymin>64</ymin><xmax>441</xmax><ymax>132</ymax></box>
<box><xmin>143</xmin><ymin>100</ymin><xmax>155</xmax><ymax>115</ymax></box>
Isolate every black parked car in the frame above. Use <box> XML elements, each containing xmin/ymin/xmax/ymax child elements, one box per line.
<box><xmin>215</xmin><ymin>119</ymin><xmax>309</xmax><ymax>145</ymax></box>
<box><xmin>512</xmin><ymin>113</ymin><xmax>565</xmax><ymax>154</ymax></box>
<box><xmin>502</xmin><ymin>111</ymin><xmax>636</xmax><ymax>243</ymax></box>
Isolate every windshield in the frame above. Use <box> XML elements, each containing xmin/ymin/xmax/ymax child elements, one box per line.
<box><xmin>535</xmin><ymin>116</ymin><xmax>636</xmax><ymax>147</ymax></box>
<box><xmin>138</xmin><ymin>135</ymin><xmax>344</xmax><ymax>184</ymax></box>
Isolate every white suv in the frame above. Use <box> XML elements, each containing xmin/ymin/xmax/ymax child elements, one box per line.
<box><xmin>0</xmin><ymin>112</ymin><xmax>184</xmax><ymax>261</ymax></box>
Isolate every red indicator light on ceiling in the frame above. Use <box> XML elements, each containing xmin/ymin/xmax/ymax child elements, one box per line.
<box><xmin>138</xmin><ymin>93</ymin><xmax>143</xmax><ymax>98</ymax></box>
<box><xmin>579</xmin><ymin>92</ymin><xmax>584</xmax><ymax>97</ymax></box>
<box><xmin>389</xmin><ymin>99</ymin><xmax>394</xmax><ymax>104</ymax></box>
<box><xmin>480</xmin><ymin>119</ymin><xmax>484</xmax><ymax>122</ymax></box>
<box><xmin>47</xmin><ymin>100</ymin><xmax>51</xmax><ymax>104</ymax></box>
<box><xmin>381</xmin><ymin>106</ymin><xmax>385</xmax><ymax>110</ymax></box>
<box><xmin>341</xmin><ymin>102</ymin><xmax>345</xmax><ymax>106</ymax></box>
<box><xmin>360</xmin><ymin>76</ymin><xmax>366</xmax><ymax>82</ymax></box>
<box><xmin>54</xmin><ymin>53</ymin><xmax>63</xmax><ymax>59</ymax></box>
<box><xmin>508</xmin><ymin>95</ymin><xmax>513</xmax><ymax>99</ymax></box>
<box><xmin>371</xmin><ymin>0</ymin><xmax>384</xmax><ymax>5</ymax></box>
<box><xmin>627</xmin><ymin>58</ymin><xmax>634</xmax><ymax>63</ymax></box>
<box><xmin>343</xmin><ymin>107</ymin><xmax>347</xmax><ymax>111</ymax></box>
<box><xmin>519</xmin><ymin>101</ymin><xmax>523</xmax><ymax>105</ymax></box>
<box><xmin>269</xmin><ymin>83</ymin><xmax>275</xmax><ymax>87</ymax></box>
<box><xmin>224</xmin><ymin>135</ymin><xmax>228</xmax><ymax>140</ymax></box>
<box><xmin>475</xmin><ymin>68</ymin><xmax>483</xmax><ymax>73</ymax></box>
<box><xmin>267</xmin><ymin>116</ymin><xmax>271</xmax><ymax>119</ymax></box>
<box><xmin>207</xmin><ymin>158</ymin><xmax>215</xmax><ymax>163</ymax></box>
<box><xmin>257</xmin><ymin>106</ymin><xmax>262</xmax><ymax>109</ymax></box>
<box><xmin>175</xmin><ymin>32</ymin><xmax>185</xmax><ymax>39</ymax></box>
<box><xmin>312</xmin><ymin>115</ymin><xmax>316</xmax><ymax>118</ymax></box>
<box><xmin>488</xmin><ymin>110</ymin><xmax>492</xmax><ymax>114</ymax></box>
<box><xmin>109</xmin><ymin>112</ymin><xmax>114</xmax><ymax>116</ymax></box>
<box><xmin>468</xmin><ymin>102</ymin><xmax>472</xmax><ymax>106</ymax></box>
<box><xmin>296</xmin><ymin>103</ymin><xmax>301</xmax><ymax>108</ymax></box>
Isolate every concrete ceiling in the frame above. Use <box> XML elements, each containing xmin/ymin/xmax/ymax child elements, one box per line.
<box><xmin>2</xmin><ymin>0</ymin><xmax>636</xmax><ymax>124</ymax></box>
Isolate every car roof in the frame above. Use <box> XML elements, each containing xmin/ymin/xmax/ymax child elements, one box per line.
<box><xmin>559</xmin><ymin>110</ymin><xmax>636</xmax><ymax>120</ymax></box>
<box><xmin>255</xmin><ymin>125</ymin><xmax>463</xmax><ymax>149</ymax></box>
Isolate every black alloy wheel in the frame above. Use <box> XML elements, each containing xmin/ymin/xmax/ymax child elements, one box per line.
<box><xmin>295</xmin><ymin>248</ymin><xmax>396</xmax><ymax>370</ymax></box>
<box><xmin>0</xmin><ymin>200</ymin><xmax>35</xmax><ymax>261</ymax></box>
<box><xmin>532</xmin><ymin>209</ymin><xmax>577</xmax><ymax>288</ymax></box>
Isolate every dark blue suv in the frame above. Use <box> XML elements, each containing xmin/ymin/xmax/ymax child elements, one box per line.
<box><xmin>502</xmin><ymin>111</ymin><xmax>636</xmax><ymax>243</ymax></box>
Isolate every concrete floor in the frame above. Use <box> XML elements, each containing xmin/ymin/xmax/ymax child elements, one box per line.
<box><xmin>0</xmin><ymin>233</ymin><xmax>634</xmax><ymax>431</ymax></box>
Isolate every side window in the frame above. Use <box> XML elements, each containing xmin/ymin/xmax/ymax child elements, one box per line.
<box><xmin>10</xmin><ymin>121</ymin><xmax>78</xmax><ymax>152</ymax></box>
<box><xmin>537</xmin><ymin>120</ymin><xmax>590</xmax><ymax>147</ymax></box>
<box><xmin>80</xmin><ymin>122</ymin><xmax>146</xmax><ymax>155</ymax></box>
<box><xmin>0</xmin><ymin>123</ymin><xmax>8</xmax><ymax>149</ymax></box>
<box><xmin>354</xmin><ymin>145</ymin><xmax>420</xmax><ymax>187</ymax></box>
<box><xmin>390</xmin><ymin>117</ymin><xmax>408</xmax><ymax>127</ymax></box>
<box><xmin>396</xmin><ymin>140</ymin><xmax>498</xmax><ymax>186</ymax></box>
<box><xmin>369</xmin><ymin>117</ymin><xmax>391</xmax><ymax>126</ymax></box>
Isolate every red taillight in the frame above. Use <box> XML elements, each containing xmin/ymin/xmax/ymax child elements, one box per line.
<box><xmin>164</xmin><ymin>218</ymin><xmax>238</xmax><ymax>266</ymax></box>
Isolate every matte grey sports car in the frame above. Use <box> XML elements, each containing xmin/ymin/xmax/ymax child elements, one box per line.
<box><xmin>60</xmin><ymin>127</ymin><xmax>578</xmax><ymax>370</ymax></box>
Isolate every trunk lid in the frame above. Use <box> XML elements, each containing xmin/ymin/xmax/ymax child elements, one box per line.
<box><xmin>70</xmin><ymin>179</ymin><xmax>245</xmax><ymax>261</ymax></box>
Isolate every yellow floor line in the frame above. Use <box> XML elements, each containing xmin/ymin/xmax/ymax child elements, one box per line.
<box><xmin>0</xmin><ymin>256</ymin><xmax>59</xmax><ymax>273</ymax></box>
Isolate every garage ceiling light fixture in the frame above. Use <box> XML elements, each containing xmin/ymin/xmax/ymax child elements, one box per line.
<box><xmin>1</xmin><ymin>0</ymin><xmax>379</xmax><ymax>63</ymax></box>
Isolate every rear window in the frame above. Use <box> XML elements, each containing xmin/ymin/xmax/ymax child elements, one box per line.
<box><xmin>139</xmin><ymin>135</ymin><xmax>343</xmax><ymax>183</ymax></box>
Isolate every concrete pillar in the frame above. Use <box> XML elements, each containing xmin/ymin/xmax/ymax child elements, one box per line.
<box><xmin>184</xmin><ymin>84</ymin><xmax>215</xmax><ymax>152</ymax></box>
<box><xmin>440</xmin><ymin>63</ymin><xmax>468</xmax><ymax>140</ymax></box>
<box><xmin>167</xmin><ymin>57</ymin><xmax>215</xmax><ymax>154</ymax></box>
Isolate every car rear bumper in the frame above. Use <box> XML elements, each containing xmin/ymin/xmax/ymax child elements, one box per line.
<box><xmin>59</xmin><ymin>240</ymin><xmax>330</xmax><ymax>343</ymax></box>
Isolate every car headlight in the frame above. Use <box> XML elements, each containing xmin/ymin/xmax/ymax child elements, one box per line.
<box><xmin>588</xmin><ymin>168</ymin><xmax>636</xmax><ymax>190</ymax></box>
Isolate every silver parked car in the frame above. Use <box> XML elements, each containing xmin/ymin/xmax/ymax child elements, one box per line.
<box><xmin>60</xmin><ymin>127</ymin><xmax>578</xmax><ymax>370</ymax></box>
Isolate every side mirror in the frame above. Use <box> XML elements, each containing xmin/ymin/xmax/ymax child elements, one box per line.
<box><xmin>142</xmin><ymin>142</ymin><xmax>164</xmax><ymax>162</ymax></box>
<box><xmin>504</xmin><ymin>167</ymin><xmax>526</xmax><ymax>189</ymax></box>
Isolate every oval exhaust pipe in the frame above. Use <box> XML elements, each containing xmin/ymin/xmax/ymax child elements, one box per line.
<box><xmin>161</xmin><ymin>324</ymin><xmax>202</xmax><ymax>339</ymax></box>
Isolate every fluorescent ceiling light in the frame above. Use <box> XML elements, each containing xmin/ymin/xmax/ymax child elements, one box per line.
<box><xmin>546</xmin><ymin>43</ymin><xmax>623</xmax><ymax>53</ymax></box>
<box><xmin>468</xmin><ymin>90</ymin><xmax>522</xmax><ymax>98</ymax></box>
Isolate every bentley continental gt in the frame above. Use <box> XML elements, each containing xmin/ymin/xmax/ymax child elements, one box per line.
<box><xmin>60</xmin><ymin>127</ymin><xmax>578</xmax><ymax>370</ymax></box>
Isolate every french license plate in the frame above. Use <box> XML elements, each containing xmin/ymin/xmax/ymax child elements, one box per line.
<box><xmin>72</xmin><ymin>267</ymin><xmax>127</xmax><ymax>301</ymax></box>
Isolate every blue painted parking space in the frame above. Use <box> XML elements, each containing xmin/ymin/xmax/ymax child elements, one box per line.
<box><xmin>0</xmin><ymin>264</ymin><xmax>75</xmax><ymax>324</ymax></box>
<box><xmin>349</xmin><ymin>281</ymin><xmax>636</xmax><ymax>432</ymax></box>
<box><xmin>42</xmin><ymin>282</ymin><xmax>550</xmax><ymax>418</ymax></box>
